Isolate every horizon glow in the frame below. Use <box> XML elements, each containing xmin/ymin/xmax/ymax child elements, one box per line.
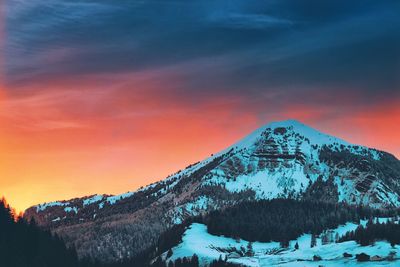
<box><xmin>1</xmin><ymin>0</ymin><xmax>399</xmax><ymax>212</ymax></box>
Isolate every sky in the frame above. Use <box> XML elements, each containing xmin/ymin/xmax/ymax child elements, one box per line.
<box><xmin>1</xmin><ymin>0</ymin><xmax>399</xmax><ymax>212</ymax></box>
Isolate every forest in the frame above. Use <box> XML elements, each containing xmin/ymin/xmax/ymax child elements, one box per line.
<box><xmin>339</xmin><ymin>218</ymin><xmax>400</xmax><ymax>246</ymax></box>
<box><xmin>148</xmin><ymin>199</ymin><xmax>399</xmax><ymax>262</ymax></box>
<box><xmin>0</xmin><ymin>198</ymin><xmax>89</xmax><ymax>267</ymax></box>
<box><xmin>2</xmin><ymin>198</ymin><xmax>399</xmax><ymax>267</ymax></box>
<box><xmin>202</xmin><ymin>199</ymin><xmax>392</xmax><ymax>244</ymax></box>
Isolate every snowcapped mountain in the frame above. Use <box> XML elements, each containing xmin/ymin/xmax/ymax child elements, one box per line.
<box><xmin>24</xmin><ymin>120</ymin><xmax>400</xmax><ymax>262</ymax></box>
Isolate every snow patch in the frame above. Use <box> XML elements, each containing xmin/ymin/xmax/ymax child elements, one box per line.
<box><xmin>36</xmin><ymin>201</ymin><xmax>69</xmax><ymax>212</ymax></box>
<box><xmin>106</xmin><ymin>191</ymin><xmax>134</xmax><ymax>205</ymax></box>
<box><xmin>64</xmin><ymin>207</ymin><xmax>78</xmax><ymax>214</ymax></box>
<box><xmin>83</xmin><ymin>195</ymin><xmax>104</xmax><ymax>206</ymax></box>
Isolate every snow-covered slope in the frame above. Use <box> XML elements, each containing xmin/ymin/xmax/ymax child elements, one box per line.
<box><xmin>166</xmin><ymin>219</ymin><xmax>399</xmax><ymax>267</ymax></box>
<box><xmin>24</xmin><ymin>120</ymin><xmax>400</xmax><ymax>262</ymax></box>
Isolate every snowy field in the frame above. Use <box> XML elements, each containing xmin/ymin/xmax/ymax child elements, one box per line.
<box><xmin>165</xmin><ymin>218</ymin><xmax>399</xmax><ymax>266</ymax></box>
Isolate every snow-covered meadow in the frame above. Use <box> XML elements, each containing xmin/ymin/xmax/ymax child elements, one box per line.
<box><xmin>165</xmin><ymin>218</ymin><xmax>399</xmax><ymax>266</ymax></box>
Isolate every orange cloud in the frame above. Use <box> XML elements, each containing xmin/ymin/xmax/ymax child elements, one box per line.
<box><xmin>0</xmin><ymin>75</ymin><xmax>261</xmax><ymax>212</ymax></box>
<box><xmin>1</xmin><ymin>72</ymin><xmax>399</xmax><ymax>213</ymax></box>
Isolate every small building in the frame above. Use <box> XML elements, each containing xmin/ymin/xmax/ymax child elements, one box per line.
<box><xmin>356</xmin><ymin>253</ymin><xmax>370</xmax><ymax>262</ymax></box>
<box><xmin>371</xmin><ymin>255</ymin><xmax>383</xmax><ymax>262</ymax></box>
<box><xmin>343</xmin><ymin>252</ymin><xmax>352</xmax><ymax>258</ymax></box>
<box><xmin>227</xmin><ymin>252</ymin><xmax>241</xmax><ymax>259</ymax></box>
<box><xmin>313</xmin><ymin>255</ymin><xmax>322</xmax><ymax>261</ymax></box>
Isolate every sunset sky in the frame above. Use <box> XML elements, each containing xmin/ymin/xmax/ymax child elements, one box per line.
<box><xmin>1</xmin><ymin>0</ymin><xmax>399</xmax><ymax>212</ymax></box>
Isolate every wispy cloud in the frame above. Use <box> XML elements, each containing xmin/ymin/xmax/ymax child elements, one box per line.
<box><xmin>207</xmin><ymin>13</ymin><xmax>294</xmax><ymax>29</ymax></box>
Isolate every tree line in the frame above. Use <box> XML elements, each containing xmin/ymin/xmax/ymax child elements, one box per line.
<box><xmin>202</xmin><ymin>199</ymin><xmax>386</xmax><ymax>244</ymax></box>
<box><xmin>339</xmin><ymin>218</ymin><xmax>400</xmax><ymax>246</ymax></box>
<box><xmin>144</xmin><ymin>199</ymin><xmax>399</xmax><ymax>264</ymax></box>
<box><xmin>0</xmin><ymin>198</ymin><xmax>94</xmax><ymax>267</ymax></box>
<box><xmin>151</xmin><ymin>254</ymin><xmax>243</xmax><ymax>267</ymax></box>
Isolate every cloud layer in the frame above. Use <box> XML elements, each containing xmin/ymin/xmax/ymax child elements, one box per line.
<box><xmin>6</xmin><ymin>0</ymin><xmax>399</xmax><ymax>93</ymax></box>
<box><xmin>2</xmin><ymin>0</ymin><xmax>400</xmax><ymax>211</ymax></box>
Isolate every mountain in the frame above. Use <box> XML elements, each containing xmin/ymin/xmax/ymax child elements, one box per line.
<box><xmin>24</xmin><ymin>120</ymin><xmax>400</xmax><ymax>262</ymax></box>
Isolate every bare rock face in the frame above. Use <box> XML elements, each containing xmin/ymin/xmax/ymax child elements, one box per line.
<box><xmin>24</xmin><ymin>120</ymin><xmax>400</xmax><ymax>262</ymax></box>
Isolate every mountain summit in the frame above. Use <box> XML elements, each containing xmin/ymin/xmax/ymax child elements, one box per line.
<box><xmin>231</xmin><ymin>119</ymin><xmax>350</xmax><ymax>149</ymax></box>
<box><xmin>24</xmin><ymin>120</ymin><xmax>400</xmax><ymax>262</ymax></box>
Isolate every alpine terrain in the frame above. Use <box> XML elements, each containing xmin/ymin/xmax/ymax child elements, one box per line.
<box><xmin>24</xmin><ymin>120</ymin><xmax>400</xmax><ymax>263</ymax></box>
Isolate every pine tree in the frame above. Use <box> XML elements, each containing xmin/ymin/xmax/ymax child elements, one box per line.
<box><xmin>335</xmin><ymin>232</ymin><xmax>340</xmax><ymax>243</ymax></box>
<box><xmin>0</xmin><ymin>198</ymin><xmax>90</xmax><ymax>267</ymax></box>
<box><xmin>191</xmin><ymin>254</ymin><xmax>199</xmax><ymax>267</ymax></box>
<box><xmin>246</xmin><ymin>242</ymin><xmax>254</xmax><ymax>256</ymax></box>
<box><xmin>167</xmin><ymin>249</ymin><xmax>173</xmax><ymax>258</ymax></box>
<box><xmin>310</xmin><ymin>234</ymin><xmax>317</xmax><ymax>248</ymax></box>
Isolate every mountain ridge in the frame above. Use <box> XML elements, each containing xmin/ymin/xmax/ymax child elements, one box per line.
<box><xmin>24</xmin><ymin>119</ymin><xmax>400</xmax><ymax>262</ymax></box>
<box><xmin>26</xmin><ymin>119</ymin><xmax>384</xmax><ymax>213</ymax></box>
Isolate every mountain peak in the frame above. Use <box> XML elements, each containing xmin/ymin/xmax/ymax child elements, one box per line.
<box><xmin>266</xmin><ymin>119</ymin><xmax>304</xmax><ymax>128</ymax></box>
<box><xmin>231</xmin><ymin>119</ymin><xmax>350</xmax><ymax>152</ymax></box>
<box><xmin>266</xmin><ymin>119</ymin><xmax>350</xmax><ymax>146</ymax></box>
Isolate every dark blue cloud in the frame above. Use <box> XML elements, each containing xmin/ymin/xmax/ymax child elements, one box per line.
<box><xmin>5</xmin><ymin>0</ymin><xmax>400</xmax><ymax>105</ymax></box>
